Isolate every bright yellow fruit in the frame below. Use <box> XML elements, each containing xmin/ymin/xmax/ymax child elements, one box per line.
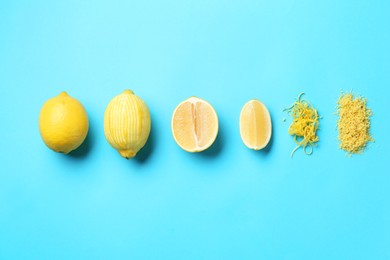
<box><xmin>240</xmin><ymin>99</ymin><xmax>272</xmax><ymax>150</ymax></box>
<box><xmin>39</xmin><ymin>92</ymin><xmax>89</xmax><ymax>154</ymax></box>
<box><xmin>104</xmin><ymin>90</ymin><xmax>151</xmax><ymax>159</ymax></box>
<box><xmin>171</xmin><ymin>97</ymin><xmax>218</xmax><ymax>152</ymax></box>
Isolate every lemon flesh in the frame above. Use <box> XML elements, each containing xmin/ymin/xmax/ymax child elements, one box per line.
<box><xmin>171</xmin><ymin>97</ymin><xmax>218</xmax><ymax>152</ymax></box>
<box><xmin>39</xmin><ymin>92</ymin><xmax>89</xmax><ymax>154</ymax></box>
<box><xmin>240</xmin><ymin>99</ymin><xmax>272</xmax><ymax>150</ymax></box>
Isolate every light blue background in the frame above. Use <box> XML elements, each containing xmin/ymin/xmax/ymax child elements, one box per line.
<box><xmin>1</xmin><ymin>0</ymin><xmax>389</xmax><ymax>259</ymax></box>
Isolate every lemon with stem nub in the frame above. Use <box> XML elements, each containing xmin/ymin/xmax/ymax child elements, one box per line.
<box><xmin>39</xmin><ymin>92</ymin><xmax>89</xmax><ymax>154</ymax></box>
<box><xmin>104</xmin><ymin>90</ymin><xmax>151</xmax><ymax>159</ymax></box>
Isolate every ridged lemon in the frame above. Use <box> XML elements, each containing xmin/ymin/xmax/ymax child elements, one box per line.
<box><xmin>104</xmin><ymin>90</ymin><xmax>151</xmax><ymax>159</ymax></box>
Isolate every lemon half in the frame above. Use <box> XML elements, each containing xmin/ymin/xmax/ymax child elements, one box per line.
<box><xmin>171</xmin><ymin>97</ymin><xmax>218</xmax><ymax>152</ymax></box>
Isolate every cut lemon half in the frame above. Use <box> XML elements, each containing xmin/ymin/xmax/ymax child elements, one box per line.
<box><xmin>240</xmin><ymin>99</ymin><xmax>272</xmax><ymax>150</ymax></box>
<box><xmin>171</xmin><ymin>97</ymin><xmax>219</xmax><ymax>152</ymax></box>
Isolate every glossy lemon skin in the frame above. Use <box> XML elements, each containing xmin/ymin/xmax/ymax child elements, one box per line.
<box><xmin>39</xmin><ymin>92</ymin><xmax>89</xmax><ymax>154</ymax></box>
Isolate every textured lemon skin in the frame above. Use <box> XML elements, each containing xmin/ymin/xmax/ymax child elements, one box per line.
<box><xmin>39</xmin><ymin>92</ymin><xmax>89</xmax><ymax>154</ymax></box>
<box><xmin>104</xmin><ymin>90</ymin><xmax>151</xmax><ymax>159</ymax></box>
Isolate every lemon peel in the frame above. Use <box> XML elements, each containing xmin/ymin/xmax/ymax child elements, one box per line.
<box><xmin>284</xmin><ymin>93</ymin><xmax>320</xmax><ymax>157</ymax></box>
<box><xmin>337</xmin><ymin>92</ymin><xmax>373</xmax><ymax>155</ymax></box>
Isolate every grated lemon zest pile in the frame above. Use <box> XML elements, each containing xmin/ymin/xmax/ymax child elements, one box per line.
<box><xmin>337</xmin><ymin>92</ymin><xmax>373</xmax><ymax>155</ymax></box>
<box><xmin>284</xmin><ymin>93</ymin><xmax>320</xmax><ymax>157</ymax></box>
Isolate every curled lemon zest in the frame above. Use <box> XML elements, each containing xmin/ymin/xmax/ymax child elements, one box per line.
<box><xmin>285</xmin><ymin>93</ymin><xmax>320</xmax><ymax>157</ymax></box>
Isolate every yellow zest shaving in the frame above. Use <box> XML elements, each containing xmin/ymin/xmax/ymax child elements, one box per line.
<box><xmin>284</xmin><ymin>93</ymin><xmax>320</xmax><ymax>157</ymax></box>
<box><xmin>337</xmin><ymin>92</ymin><xmax>373</xmax><ymax>155</ymax></box>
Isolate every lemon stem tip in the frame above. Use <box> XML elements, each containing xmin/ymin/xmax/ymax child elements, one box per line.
<box><xmin>119</xmin><ymin>150</ymin><xmax>136</xmax><ymax>159</ymax></box>
<box><xmin>124</xmin><ymin>89</ymin><xmax>134</xmax><ymax>95</ymax></box>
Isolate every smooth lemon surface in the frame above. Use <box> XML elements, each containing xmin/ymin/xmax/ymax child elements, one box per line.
<box><xmin>39</xmin><ymin>92</ymin><xmax>89</xmax><ymax>154</ymax></box>
<box><xmin>104</xmin><ymin>90</ymin><xmax>151</xmax><ymax>159</ymax></box>
<box><xmin>240</xmin><ymin>99</ymin><xmax>272</xmax><ymax>150</ymax></box>
<box><xmin>171</xmin><ymin>97</ymin><xmax>218</xmax><ymax>152</ymax></box>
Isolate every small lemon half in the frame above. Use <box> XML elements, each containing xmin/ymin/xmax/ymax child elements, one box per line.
<box><xmin>39</xmin><ymin>92</ymin><xmax>89</xmax><ymax>154</ymax></box>
<box><xmin>240</xmin><ymin>99</ymin><xmax>272</xmax><ymax>150</ymax></box>
<box><xmin>171</xmin><ymin>97</ymin><xmax>218</xmax><ymax>152</ymax></box>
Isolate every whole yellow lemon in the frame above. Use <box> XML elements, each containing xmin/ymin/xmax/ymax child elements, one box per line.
<box><xmin>39</xmin><ymin>92</ymin><xmax>89</xmax><ymax>154</ymax></box>
<box><xmin>104</xmin><ymin>90</ymin><xmax>151</xmax><ymax>159</ymax></box>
